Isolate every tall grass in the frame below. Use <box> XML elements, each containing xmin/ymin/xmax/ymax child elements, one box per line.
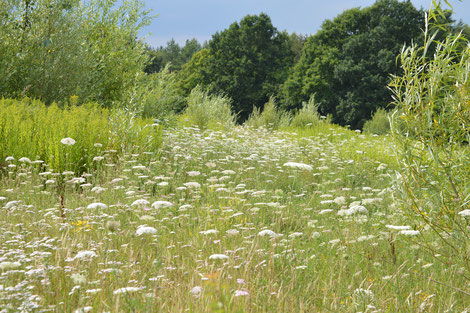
<box><xmin>245</xmin><ymin>97</ymin><xmax>291</xmax><ymax>130</ymax></box>
<box><xmin>183</xmin><ymin>86</ymin><xmax>236</xmax><ymax>129</ymax></box>
<box><xmin>290</xmin><ymin>95</ymin><xmax>322</xmax><ymax>128</ymax></box>
<box><xmin>0</xmin><ymin>98</ymin><xmax>162</xmax><ymax>174</ymax></box>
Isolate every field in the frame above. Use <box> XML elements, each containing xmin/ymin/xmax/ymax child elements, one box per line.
<box><xmin>1</xmin><ymin>122</ymin><xmax>469</xmax><ymax>312</ymax></box>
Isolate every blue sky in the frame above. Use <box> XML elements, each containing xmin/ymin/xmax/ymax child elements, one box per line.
<box><xmin>139</xmin><ymin>0</ymin><xmax>470</xmax><ymax>48</ymax></box>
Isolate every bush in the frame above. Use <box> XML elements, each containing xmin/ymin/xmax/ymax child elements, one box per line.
<box><xmin>125</xmin><ymin>64</ymin><xmax>185</xmax><ymax>123</ymax></box>
<box><xmin>0</xmin><ymin>98</ymin><xmax>161</xmax><ymax>174</ymax></box>
<box><xmin>0</xmin><ymin>0</ymin><xmax>151</xmax><ymax>106</ymax></box>
<box><xmin>184</xmin><ymin>86</ymin><xmax>236</xmax><ymax>129</ymax></box>
<box><xmin>245</xmin><ymin>97</ymin><xmax>291</xmax><ymax>130</ymax></box>
<box><xmin>390</xmin><ymin>1</ymin><xmax>470</xmax><ymax>278</ymax></box>
<box><xmin>290</xmin><ymin>95</ymin><xmax>321</xmax><ymax>128</ymax></box>
<box><xmin>363</xmin><ymin>108</ymin><xmax>391</xmax><ymax>135</ymax></box>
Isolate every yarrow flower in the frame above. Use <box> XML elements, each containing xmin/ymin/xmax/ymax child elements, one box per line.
<box><xmin>61</xmin><ymin>137</ymin><xmax>76</xmax><ymax>145</ymax></box>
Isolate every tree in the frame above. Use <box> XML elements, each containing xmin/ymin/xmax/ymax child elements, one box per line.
<box><xmin>0</xmin><ymin>0</ymin><xmax>153</xmax><ymax>107</ymax></box>
<box><xmin>280</xmin><ymin>0</ymin><xmax>425</xmax><ymax>129</ymax></box>
<box><xmin>180</xmin><ymin>13</ymin><xmax>295</xmax><ymax>121</ymax></box>
<box><xmin>144</xmin><ymin>38</ymin><xmax>202</xmax><ymax>73</ymax></box>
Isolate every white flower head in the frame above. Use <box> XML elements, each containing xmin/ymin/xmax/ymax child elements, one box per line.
<box><xmin>399</xmin><ymin>230</ymin><xmax>420</xmax><ymax>236</ymax></box>
<box><xmin>458</xmin><ymin>209</ymin><xmax>470</xmax><ymax>217</ymax></box>
<box><xmin>258</xmin><ymin>229</ymin><xmax>278</xmax><ymax>237</ymax></box>
<box><xmin>113</xmin><ymin>287</ymin><xmax>143</xmax><ymax>295</ymax></box>
<box><xmin>86</xmin><ymin>202</ymin><xmax>108</xmax><ymax>210</ymax></box>
<box><xmin>283</xmin><ymin>162</ymin><xmax>313</xmax><ymax>171</ymax></box>
<box><xmin>136</xmin><ymin>225</ymin><xmax>157</xmax><ymax>236</ymax></box>
<box><xmin>131</xmin><ymin>199</ymin><xmax>150</xmax><ymax>208</ymax></box>
<box><xmin>151</xmin><ymin>201</ymin><xmax>173</xmax><ymax>209</ymax></box>
<box><xmin>19</xmin><ymin>157</ymin><xmax>31</xmax><ymax>163</ymax></box>
<box><xmin>74</xmin><ymin>250</ymin><xmax>97</xmax><ymax>261</ymax></box>
<box><xmin>61</xmin><ymin>137</ymin><xmax>76</xmax><ymax>146</ymax></box>
<box><xmin>209</xmin><ymin>254</ymin><xmax>229</xmax><ymax>260</ymax></box>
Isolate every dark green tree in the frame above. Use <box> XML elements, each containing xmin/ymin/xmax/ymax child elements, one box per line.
<box><xmin>145</xmin><ymin>38</ymin><xmax>202</xmax><ymax>73</ymax></box>
<box><xmin>181</xmin><ymin>13</ymin><xmax>295</xmax><ymax>121</ymax></box>
<box><xmin>281</xmin><ymin>0</ymin><xmax>425</xmax><ymax>129</ymax></box>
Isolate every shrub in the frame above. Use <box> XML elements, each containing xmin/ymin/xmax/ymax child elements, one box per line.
<box><xmin>363</xmin><ymin>108</ymin><xmax>391</xmax><ymax>135</ymax></box>
<box><xmin>290</xmin><ymin>95</ymin><xmax>321</xmax><ymax>128</ymax></box>
<box><xmin>0</xmin><ymin>0</ymin><xmax>152</xmax><ymax>106</ymax></box>
<box><xmin>390</xmin><ymin>1</ymin><xmax>470</xmax><ymax>278</ymax></box>
<box><xmin>184</xmin><ymin>86</ymin><xmax>235</xmax><ymax>129</ymax></box>
<box><xmin>0</xmin><ymin>98</ymin><xmax>161</xmax><ymax>174</ymax></box>
<box><xmin>245</xmin><ymin>97</ymin><xmax>291</xmax><ymax>130</ymax></box>
<box><xmin>125</xmin><ymin>64</ymin><xmax>185</xmax><ymax>123</ymax></box>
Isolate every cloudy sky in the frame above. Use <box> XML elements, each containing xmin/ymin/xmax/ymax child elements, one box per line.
<box><xmin>138</xmin><ymin>0</ymin><xmax>470</xmax><ymax>48</ymax></box>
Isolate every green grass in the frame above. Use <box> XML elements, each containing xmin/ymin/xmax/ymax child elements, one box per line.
<box><xmin>0</xmin><ymin>121</ymin><xmax>468</xmax><ymax>312</ymax></box>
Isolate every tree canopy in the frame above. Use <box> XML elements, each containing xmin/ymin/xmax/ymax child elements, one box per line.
<box><xmin>280</xmin><ymin>0</ymin><xmax>425</xmax><ymax>129</ymax></box>
<box><xmin>179</xmin><ymin>13</ymin><xmax>295</xmax><ymax>121</ymax></box>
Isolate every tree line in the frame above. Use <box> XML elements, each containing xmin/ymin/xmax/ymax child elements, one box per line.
<box><xmin>1</xmin><ymin>0</ymin><xmax>469</xmax><ymax>129</ymax></box>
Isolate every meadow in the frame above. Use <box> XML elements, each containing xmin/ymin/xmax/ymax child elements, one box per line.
<box><xmin>1</xmin><ymin>109</ymin><xmax>469</xmax><ymax>312</ymax></box>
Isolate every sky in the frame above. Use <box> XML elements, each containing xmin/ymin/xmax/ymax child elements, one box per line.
<box><xmin>138</xmin><ymin>0</ymin><xmax>470</xmax><ymax>48</ymax></box>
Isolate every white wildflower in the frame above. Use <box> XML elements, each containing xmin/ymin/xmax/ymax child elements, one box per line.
<box><xmin>258</xmin><ymin>229</ymin><xmax>278</xmax><ymax>237</ymax></box>
<box><xmin>385</xmin><ymin>225</ymin><xmax>411</xmax><ymax>230</ymax></box>
<box><xmin>0</xmin><ymin>261</ymin><xmax>21</xmax><ymax>270</ymax></box>
<box><xmin>151</xmin><ymin>201</ymin><xmax>173</xmax><ymax>209</ymax></box>
<box><xmin>71</xmin><ymin>273</ymin><xmax>87</xmax><ymax>284</ymax></box>
<box><xmin>184</xmin><ymin>182</ymin><xmax>201</xmax><ymax>189</ymax></box>
<box><xmin>399</xmin><ymin>230</ymin><xmax>420</xmax><ymax>236</ymax></box>
<box><xmin>136</xmin><ymin>225</ymin><xmax>157</xmax><ymax>236</ymax></box>
<box><xmin>74</xmin><ymin>250</ymin><xmax>97</xmax><ymax>261</ymax></box>
<box><xmin>113</xmin><ymin>287</ymin><xmax>143</xmax><ymax>295</ymax></box>
<box><xmin>283</xmin><ymin>162</ymin><xmax>313</xmax><ymax>171</ymax></box>
<box><xmin>458</xmin><ymin>209</ymin><xmax>470</xmax><ymax>217</ymax></box>
<box><xmin>61</xmin><ymin>137</ymin><xmax>76</xmax><ymax>145</ymax></box>
<box><xmin>19</xmin><ymin>157</ymin><xmax>31</xmax><ymax>163</ymax></box>
<box><xmin>131</xmin><ymin>199</ymin><xmax>150</xmax><ymax>208</ymax></box>
<box><xmin>209</xmin><ymin>254</ymin><xmax>229</xmax><ymax>260</ymax></box>
<box><xmin>86</xmin><ymin>202</ymin><xmax>108</xmax><ymax>210</ymax></box>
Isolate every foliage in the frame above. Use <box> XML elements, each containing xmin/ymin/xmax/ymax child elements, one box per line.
<box><xmin>144</xmin><ymin>38</ymin><xmax>202</xmax><ymax>73</ymax></box>
<box><xmin>280</xmin><ymin>0</ymin><xmax>425</xmax><ymax>129</ymax></box>
<box><xmin>178</xmin><ymin>48</ymin><xmax>212</xmax><ymax>95</ymax></box>
<box><xmin>290</xmin><ymin>95</ymin><xmax>322</xmax><ymax>128</ymax></box>
<box><xmin>0</xmin><ymin>0</ymin><xmax>152</xmax><ymax>107</ymax></box>
<box><xmin>245</xmin><ymin>97</ymin><xmax>291</xmax><ymax>130</ymax></box>
<box><xmin>180</xmin><ymin>13</ymin><xmax>295</xmax><ymax>121</ymax></box>
<box><xmin>363</xmin><ymin>108</ymin><xmax>391</xmax><ymax>135</ymax></box>
<box><xmin>124</xmin><ymin>64</ymin><xmax>185</xmax><ymax>121</ymax></box>
<box><xmin>0</xmin><ymin>98</ymin><xmax>161</xmax><ymax>174</ymax></box>
<box><xmin>183</xmin><ymin>86</ymin><xmax>235</xmax><ymax>130</ymax></box>
<box><xmin>390</xmin><ymin>0</ymin><xmax>470</xmax><ymax>279</ymax></box>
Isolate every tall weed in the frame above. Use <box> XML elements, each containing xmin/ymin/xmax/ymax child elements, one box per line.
<box><xmin>390</xmin><ymin>1</ymin><xmax>470</xmax><ymax>278</ymax></box>
<box><xmin>290</xmin><ymin>95</ymin><xmax>321</xmax><ymax>128</ymax></box>
<box><xmin>245</xmin><ymin>97</ymin><xmax>291</xmax><ymax>130</ymax></box>
<box><xmin>184</xmin><ymin>86</ymin><xmax>235</xmax><ymax>129</ymax></box>
<box><xmin>0</xmin><ymin>98</ymin><xmax>161</xmax><ymax>174</ymax></box>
